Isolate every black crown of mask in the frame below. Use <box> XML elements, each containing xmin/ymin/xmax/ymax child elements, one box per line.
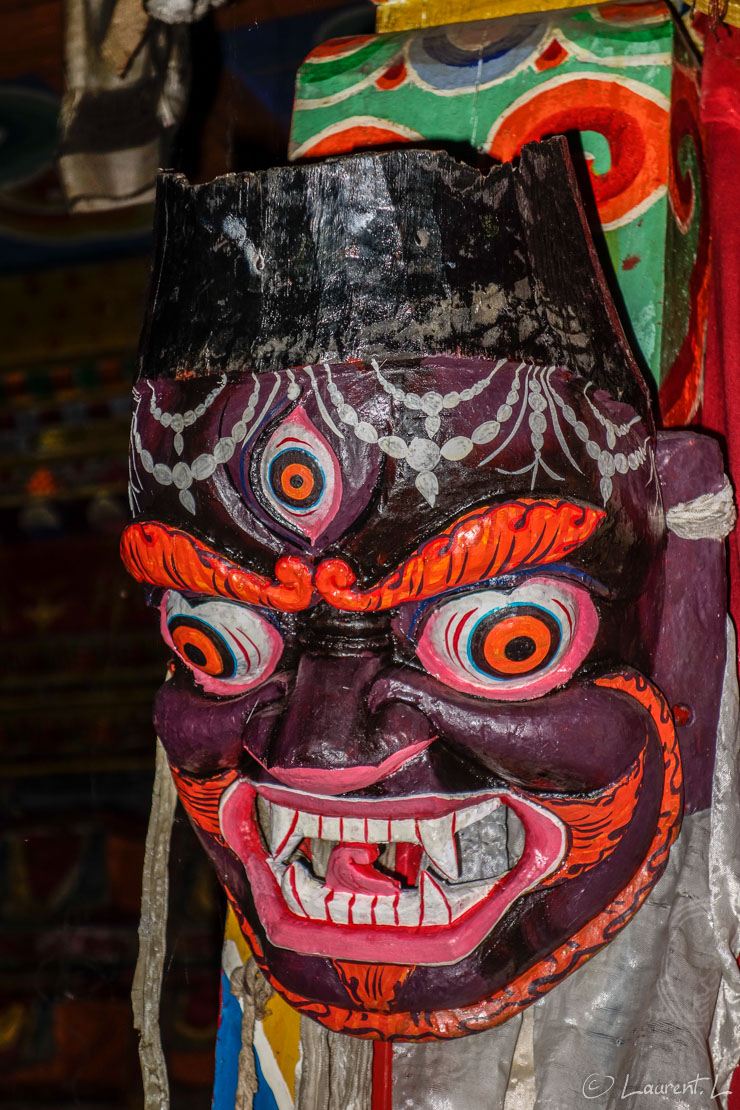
<box><xmin>139</xmin><ymin>137</ymin><xmax>651</xmax><ymax>426</ymax></box>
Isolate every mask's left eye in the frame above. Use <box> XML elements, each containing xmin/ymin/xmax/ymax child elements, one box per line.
<box><xmin>159</xmin><ymin>592</ymin><xmax>283</xmax><ymax>696</ymax></box>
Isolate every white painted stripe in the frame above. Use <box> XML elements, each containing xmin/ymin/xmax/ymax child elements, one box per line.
<box><xmin>254</xmin><ymin>1019</ymin><xmax>295</xmax><ymax>1110</ymax></box>
<box><xmin>221</xmin><ymin>937</ymin><xmax>242</xmax><ymax>981</ymax></box>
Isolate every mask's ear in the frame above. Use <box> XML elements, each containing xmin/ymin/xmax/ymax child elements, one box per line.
<box><xmin>652</xmin><ymin>430</ymin><xmax>732</xmax><ymax>815</ymax></box>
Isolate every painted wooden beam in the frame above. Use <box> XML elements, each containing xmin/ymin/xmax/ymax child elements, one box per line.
<box><xmin>373</xmin><ymin>0</ymin><xmax>599</xmax><ymax>33</ymax></box>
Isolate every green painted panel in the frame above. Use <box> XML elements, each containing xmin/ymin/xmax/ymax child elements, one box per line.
<box><xmin>290</xmin><ymin>2</ymin><xmax>705</xmax><ymax>418</ymax></box>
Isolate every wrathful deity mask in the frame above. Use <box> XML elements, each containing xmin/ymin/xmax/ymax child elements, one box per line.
<box><xmin>122</xmin><ymin>143</ymin><xmax>688</xmax><ymax>1038</ymax></box>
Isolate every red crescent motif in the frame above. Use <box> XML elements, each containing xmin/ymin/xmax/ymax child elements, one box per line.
<box><xmin>595</xmin><ymin>1</ymin><xmax>668</xmax><ymax>21</ymax></box>
<box><xmin>489</xmin><ymin>78</ymin><xmax>669</xmax><ymax>227</ymax></box>
<box><xmin>306</xmin><ymin>35</ymin><xmax>375</xmax><ymax>61</ymax></box>
<box><xmin>301</xmin><ymin>124</ymin><xmax>416</xmax><ymax>159</ymax></box>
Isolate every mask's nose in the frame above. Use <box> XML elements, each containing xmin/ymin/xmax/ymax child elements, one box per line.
<box><xmin>252</xmin><ymin>608</ymin><xmax>434</xmax><ymax>793</ymax></box>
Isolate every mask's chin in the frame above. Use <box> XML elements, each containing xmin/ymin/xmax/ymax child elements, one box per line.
<box><xmin>219</xmin><ymin>780</ymin><xmax>567</xmax><ymax>966</ymax></box>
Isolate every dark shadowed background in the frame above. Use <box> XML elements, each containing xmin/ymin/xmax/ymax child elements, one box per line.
<box><xmin>0</xmin><ymin>2</ymin><xmax>370</xmax><ymax>1105</ymax></box>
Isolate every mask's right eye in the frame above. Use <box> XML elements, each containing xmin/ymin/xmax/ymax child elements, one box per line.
<box><xmin>411</xmin><ymin>576</ymin><xmax>598</xmax><ymax>701</ymax></box>
<box><xmin>159</xmin><ymin>591</ymin><xmax>283</xmax><ymax>696</ymax></box>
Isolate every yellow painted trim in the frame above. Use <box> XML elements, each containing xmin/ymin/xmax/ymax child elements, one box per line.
<box><xmin>375</xmin><ymin>0</ymin><xmax>600</xmax><ymax>32</ymax></box>
<box><xmin>261</xmin><ymin>993</ymin><xmax>301</xmax><ymax>1098</ymax></box>
<box><xmin>225</xmin><ymin>903</ymin><xmax>253</xmax><ymax>962</ymax></box>
<box><xmin>693</xmin><ymin>0</ymin><xmax>740</xmax><ymax>25</ymax></box>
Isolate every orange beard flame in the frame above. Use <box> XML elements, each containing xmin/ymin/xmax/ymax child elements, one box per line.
<box><xmin>331</xmin><ymin>961</ymin><xmax>415</xmax><ymax>1012</ymax></box>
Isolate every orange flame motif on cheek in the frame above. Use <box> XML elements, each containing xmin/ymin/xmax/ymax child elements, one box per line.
<box><xmin>536</xmin><ymin>743</ymin><xmax>647</xmax><ymax>887</ymax></box>
<box><xmin>169</xmin><ymin>766</ymin><xmax>239</xmax><ymax>837</ymax></box>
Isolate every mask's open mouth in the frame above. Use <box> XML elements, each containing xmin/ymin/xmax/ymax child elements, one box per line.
<box><xmin>220</xmin><ymin>781</ymin><xmax>566</xmax><ymax>966</ymax></box>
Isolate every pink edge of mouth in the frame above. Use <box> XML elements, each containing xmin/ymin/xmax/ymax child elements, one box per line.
<box><xmin>219</xmin><ymin>782</ymin><xmax>566</xmax><ymax>967</ymax></box>
<box><xmin>252</xmin><ymin>737</ymin><xmax>435</xmax><ymax>795</ymax></box>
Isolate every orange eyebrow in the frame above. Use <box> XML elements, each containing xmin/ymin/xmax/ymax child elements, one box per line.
<box><xmin>120</xmin><ymin>499</ymin><xmax>604</xmax><ymax>615</ymax></box>
<box><xmin>120</xmin><ymin>521</ymin><xmax>314</xmax><ymax>612</ymax></box>
<box><xmin>314</xmin><ymin>499</ymin><xmax>605</xmax><ymax>611</ymax></box>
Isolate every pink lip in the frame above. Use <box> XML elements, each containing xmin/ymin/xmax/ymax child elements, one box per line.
<box><xmin>219</xmin><ymin>781</ymin><xmax>566</xmax><ymax>966</ymax></box>
<box><xmin>254</xmin><ymin>737</ymin><xmax>435</xmax><ymax>794</ymax></box>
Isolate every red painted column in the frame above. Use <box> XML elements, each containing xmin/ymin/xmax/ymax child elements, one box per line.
<box><xmin>700</xmin><ymin>23</ymin><xmax>740</xmax><ymax>1108</ymax></box>
<box><xmin>372</xmin><ymin>1041</ymin><xmax>393</xmax><ymax>1110</ymax></box>
<box><xmin>700</xmin><ymin>22</ymin><xmax>740</xmax><ymax>655</ymax></box>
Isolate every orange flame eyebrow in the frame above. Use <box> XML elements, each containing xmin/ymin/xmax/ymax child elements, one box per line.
<box><xmin>314</xmin><ymin>499</ymin><xmax>605</xmax><ymax>611</ymax></box>
<box><xmin>120</xmin><ymin>521</ymin><xmax>314</xmax><ymax>611</ymax></box>
<box><xmin>120</xmin><ymin>499</ymin><xmax>604</xmax><ymax>613</ymax></box>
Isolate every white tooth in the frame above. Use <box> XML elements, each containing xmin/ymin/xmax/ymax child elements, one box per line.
<box><xmin>341</xmin><ymin>817</ymin><xmax>366</xmax><ymax>842</ymax></box>
<box><xmin>396</xmin><ymin>889</ymin><xmax>421</xmax><ymax>927</ymax></box>
<box><xmin>454</xmin><ymin>797</ymin><xmax>500</xmax><ymax>833</ymax></box>
<box><xmin>348</xmin><ymin>893</ymin><xmax>374</xmax><ymax>925</ymax></box>
<box><xmin>445</xmin><ymin>876</ymin><xmax>499</xmax><ymax>922</ymax></box>
<box><xmin>295</xmin><ymin>862</ymin><xmax>330</xmax><ymax>921</ymax></box>
<box><xmin>367</xmin><ymin>818</ymin><xmax>391</xmax><ymax>842</ymax></box>
<box><xmin>380</xmin><ymin>843</ymin><xmax>397</xmax><ymax>870</ymax></box>
<box><xmin>269</xmin><ymin>804</ymin><xmax>302</xmax><ymax>860</ymax></box>
<box><xmin>282</xmin><ymin>861</ymin><xmax>330</xmax><ymax>920</ymax></box>
<box><xmin>327</xmin><ymin>891</ymin><xmax>351</xmax><ymax>924</ymax></box>
<box><xmin>390</xmin><ymin>818</ymin><xmax>416</xmax><ymax>842</ymax></box>
<box><xmin>281</xmin><ymin>863</ymin><xmax>308</xmax><ymax>917</ymax></box>
<box><xmin>373</xmin><ymin>894</ymin><xmax>398</xmax><ymax>926</ymax></box>
<box><xmin>318</xmin><ymin>815</ymin><xmax>341</xmax><ymax>840</ymax></box>
<box><xmin>417</xmin><ymin>814</ymin><xmax>459</xmax><ymax>881</ymax></box>
<box><xmin>420</xmin><ymin>871</ymin><xmax>452</xmax><ymax>925</ymax></box>
<box><xmin>310</xmin><ymin>839</ymin><xmax>333</xmax><ymax>878</ymax></box>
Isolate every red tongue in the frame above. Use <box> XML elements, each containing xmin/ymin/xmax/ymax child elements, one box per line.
<box><xmin>325</xmin><ymin>844</ymin><xmax>401</xmax><ymax>895</ymax></box>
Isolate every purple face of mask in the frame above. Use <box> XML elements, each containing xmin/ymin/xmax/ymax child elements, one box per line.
<box><xmin>122</xmin><ymin>349</ymin><xmax>684</xmax><ymax>1038</ymax></box>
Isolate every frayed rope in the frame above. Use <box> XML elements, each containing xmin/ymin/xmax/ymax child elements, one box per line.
<box><xmin>132</xmin><ymin>737</ymin><xmax>178</xmax><ymax>1110</ymax></box>
<box><xmin>666</xmin><ymin>475</ymin><xmax>737</xmax><ymax>541</ymax></box>
<box><xmin>229</xmin><ymin>959</ymin><xmax>275</xmax><ymax>1109</ymax></box>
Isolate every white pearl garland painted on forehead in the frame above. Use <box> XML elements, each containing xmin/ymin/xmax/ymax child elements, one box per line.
<box><xmin>148</xmin><ymin>373</ymin><xmax>228</xmax><ymax>456</ymax></box>
<box><xmin>321</xmin><ymin>360</ymin><xmax>650</xmax><ymax>508</ymax></box>
<box><xmin>129</xmin><ymin>360</ymin><xmax>652</xmax><ymax>517</ymax></box>
<box><xmin>130</xmin><ymin>373</ymin><xmax>279</xmax><ymax>515</ymax></box>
